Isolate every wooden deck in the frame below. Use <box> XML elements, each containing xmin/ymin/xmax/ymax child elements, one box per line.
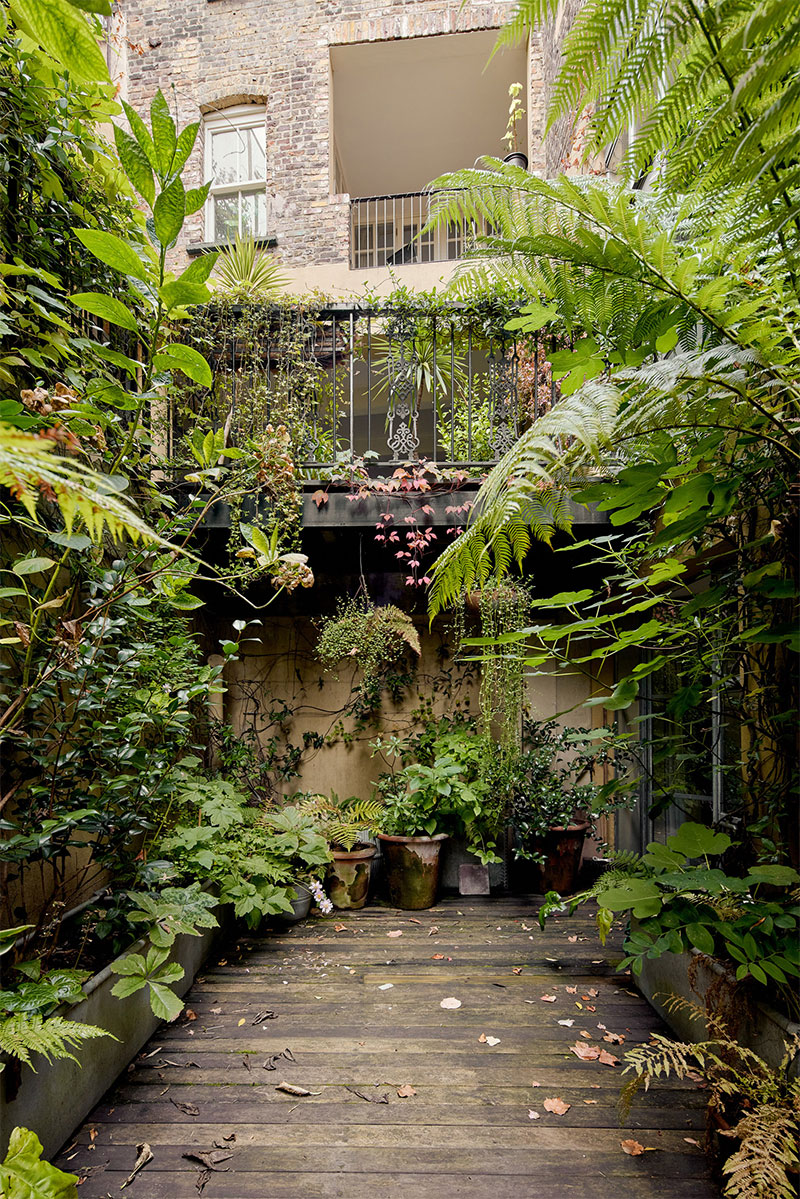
<box><xmin>57</xmin><ymin>898</ymin><xmax>719</xmax><ymax>1198</ymax></box>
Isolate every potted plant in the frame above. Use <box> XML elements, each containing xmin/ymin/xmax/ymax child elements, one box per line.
<box><xmin>316</xmin><ymin>597</ymin><xmax>421</xmax><ymax>716</ymax></box>
<box><xmin>374</xmin><ymin>743</ymin><xmax>487</xmax><ymax>909</ymax></box>
<box><xmin>299</xmin><ymin>792</ymin><xmax>383</xmax><ymax>910</ymax></box>
<box><xmin>501</xmin><ymin>81</ymin><xmax>528</xmax><ymax>170</ymax></box>
<box><xmin>510</xmin><ymin>718</ymin><xmax>632</xmax><ymax>894</ymax></box>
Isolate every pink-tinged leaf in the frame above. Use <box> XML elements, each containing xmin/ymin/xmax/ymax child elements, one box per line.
<box><xmin>312</xmin><ymin>489</ymin><xmax>328</xmax><ymax>508</ymax></box>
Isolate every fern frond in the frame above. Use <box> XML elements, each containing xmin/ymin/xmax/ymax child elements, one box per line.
<box><xmin>0</xmin><ymin>1013</ymin><xmax>112</xmax><ymax>1072</ymax></box>
<box><xmin>722</xmin><ymin>1105</ymin><xmax>800</xmax><ymax>1199</ymax></box>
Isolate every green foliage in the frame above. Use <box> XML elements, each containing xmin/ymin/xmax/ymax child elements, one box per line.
<box><xmin>298</xmin><ymin>792</ymin><xmax>384</xmax><ymax>851</ymax></box>
<box><xmin>158</xmin><ymin>782</ymin><xmax>328</xmax><ymax>929</ymax></box>
<box><xmin>316</xmin><ymin>598</ymin><xmax>421</xmax><ymax>716</ymax></box>
<box><xmin>0</xmin><ymin>1013</ymin><xmax>111</xmax><ymax>1073</ymax></box>
<box><xmin>510</xmin><ymin>718</ymin><xmax>634</xmax><ymax>862</ymax></box>
<box><xmin>542</xmin><ymin>824</ymin><xmax>800</xmax><ymax>1013</ymax></box>
<box><xmin>0</xmin><ymin>1126</ymin><xmax>79</xmax><ymax>1199</ymax></box>
<box><xmin>212</xmin><ymin>233</ymin><xmax>288</xmax><ymax>299</ymax></box>
<box><xmin>110</xmin><ymin>944</ymin><xmax>186</xmax><ymax>1023</ymax></box>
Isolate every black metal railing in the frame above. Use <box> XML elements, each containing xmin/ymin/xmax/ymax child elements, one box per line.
<box><xmin>350</xmin><ymin>193</ymin><xmax>490</xmax><ymax>270</ymax></box>
<box><xmin>178</xmin><ymin>302</ymin><xmax>558</xmax><ymax>474</ymax></box>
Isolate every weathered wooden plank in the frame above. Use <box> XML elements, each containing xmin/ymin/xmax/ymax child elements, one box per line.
<box><xmin>58</xmin><ymin>1169</ymin><xmax>718</xmax><ymax>1199</ymax></box>
<box><xmin>55</xmin><ymin>898</ymin><xmax>714</xmax><ymax>1199</ymax></box>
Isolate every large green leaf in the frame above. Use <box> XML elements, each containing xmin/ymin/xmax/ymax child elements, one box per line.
<box><xmin>159</xmin><ymin>280</ymin><xmax>211</xmax><ymax>311</ymax></box>
<box><xmin>73</xmin><ymin>229</ymin><xmax>150</xmax><ymax>283</ymax></box>
<box><xmin>153</xmin><ymin>343</ymin><xmax>212</xmax><ymax>387</ymax></box>
<box><xmin>13</xmin><ymin>556</ymin><xmax>56</xmax><ymax>576</ymax></box>
<box><xmin>70</xmin><ymin>292</ymin><xmax>139</xmax><ymax>334</ymax></box>
<box><xmin>148</xmin><ymin>982</ymin><xmax>184</xmax><ymax>1022</ymax></box>
<box><xmin>153</xmin><ymin>176</ymin><xmax>185</xmax><ymax>248</ymax></box>
<box><xmin>667</xmin><ymin>822</ymin><xmax>732</xmax><ymax>859</ymax></box>
<box><xmin>10</xmin><ymin>0</ymin><xmax>108</xmax><ymax>83</ymax></box>
<box><xmin>185</xmin><ymin>181</ymin><xmax>212</xmax><ymax>216</ymax></box>
<box><xmin>172</xmin><ymin>121</ymin><xmax>200</xmax><ymax>177</ymax></box>
<box><xmin>112</xmin><ymin>124</ymin><xmax>155</xmax><ymax>207</ymax></box>
<box><xmin>149</xmin><ymin>90</ymin><xmax>177</xmax><ymax>176</ymax></box>
<box><xmin>0</xmin><ymin>1127</ymin><xmax>78</xmax><ymax>1198</ymax></box>
<box><xmin>121</xmin><ymin>100</ymin><xmax>159</xmax><ymax>172</ymax></box>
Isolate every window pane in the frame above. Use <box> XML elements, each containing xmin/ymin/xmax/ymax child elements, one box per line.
<box><xmin>214</xmin><ymin>194</ymin><xmax>240</xmax><ymax>242</ymax></box>
<box><xmin>247</xmin><ymin>126</ymin><xmax>266</xmax><ymax>182</ymax></box>
<box><xmin>240</xmin><ymin>189</ymin><xmax>267</xmax><ymax>237</ymax></box>
<box><xmin>211</xmin><ymin>129</ymin><xmax>240</xmax><ymax>185</ymax></box>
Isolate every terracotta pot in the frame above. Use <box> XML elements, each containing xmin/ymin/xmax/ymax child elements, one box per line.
<box><xmin>378</xmin><ymin>833</ymin><xmax>448</xmax><ymax>910</ymax></box>
<box><xmin>528</xmin><ymin>822</ymin><xmax>589</xmax><ymax>894</ymax></box>
<box><xmin>327</xmin><ymin>843</ymin><xmax>376</xmax><ymax>910</ymax></box>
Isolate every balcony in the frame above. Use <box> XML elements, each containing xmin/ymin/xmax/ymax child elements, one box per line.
<box><xmin>177</xmin><ymin>300</ymin><xmax>557</xmax><ymax>475</ymax></box>
<box><xmin>349</xmin><ymin>192</ymin><xmax>491</xmax><ymax>270</ymax></box>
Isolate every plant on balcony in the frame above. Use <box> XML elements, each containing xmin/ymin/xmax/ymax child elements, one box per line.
<box><xmin>501</xmin><ymin>80</ymin><xmax>526</xmax><ymax>165</ymax></box>
<box><xmin>316</xmin><ymin>597</ymin><xmax>421</xmax><ymax>715</ymax></box>
<box><xmin>211</xmin><ymin>233</ymin><xmax>288</xmax><ymax>299</ymax></box>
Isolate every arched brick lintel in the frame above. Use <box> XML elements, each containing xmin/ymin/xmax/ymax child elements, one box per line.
<box><xmin>328</xmin><ymin>4</ymin><xmax>513</xmax><ymax>46</ymax></box>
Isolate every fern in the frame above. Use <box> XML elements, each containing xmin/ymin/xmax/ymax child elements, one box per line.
<box><xmin>723</xmin><ymin>1106</ymin><xmax>800</xmax><ymax>1199</ymax></box>
<box><xmin>0</xmin><ymin>1012</ymin><xmax>112</xmax><ymax>1072</ymax></box>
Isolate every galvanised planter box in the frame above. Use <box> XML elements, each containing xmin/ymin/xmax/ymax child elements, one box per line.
<box><xmin>0</xmin><ymin>915</ymin><xmax>222</xmax><ymax>1159</ymax></box>
<box><xmin>637</xmin><ymin>948</ymin><xmax>800</xmax><ymax>1078</ymax></box>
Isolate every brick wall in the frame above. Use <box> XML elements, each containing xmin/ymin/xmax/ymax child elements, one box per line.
<box><xmin>117</xmin><ymin>0</ymin><xmax>559</xmax><ymax>270</ymax></box>
<box><xmin>540</xmin><ymin>0</ymin><xmax>584</xmax><ymax>175</ymax></box>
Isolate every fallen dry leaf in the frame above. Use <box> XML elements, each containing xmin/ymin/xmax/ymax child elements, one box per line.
<box><xmin>334</xmin><ymin>924</ymin><xmax>345</xmax><ymax>932</ymax></box>
<box><xmin>170</xmin><ymin>1097</ymin><xmax>199</xmax><ymax>1117</ymax></box>
<box><xmin>543</xmin><ymin>1097</ymin><xmax>570</xmax><ymax>1115</ymax></box>
<box><xmin>570</xmin><ymin>1043</ymin><xmax>600</xmax><ymax>1061</ymax></box>
<box><xmin>387</xmin><ymin>930</ymin><xmax>403</xmax><ymax>938</ymax></box>
<box><xmin>684</xmin><ymin>1137</ymin><xmax>701</xmax><ymax>1147</ymax></box>
<box><xmin>530</xmin><ymin>1081</ymin><xmax>541</xmax><ymax>1087</ymax></box>
<box><xmin>440</xmin><ymin>997</ymin><xmax>462</xmax><ymax>1009</ymax></box>
<box><xmin>512</xmin><ymin>967</ymin><xmax>522</xmax><ymax>975</ymax></box>
<box><xmin>557</xmin><ymin>1019</ymin><xmax>575</xmax><ymax>1028</ymax></box>
<box><xmin>428</xmin><ymin>926</ymin><xmax>439</xmax><ymax>936</ymax></box>
<box><xmin>528</xmin><ymin>1109</ymin><xmax>540</xmax><ymax>1120</ymax></box>
<box><xmin>408</xmin><ymin>918</ymin><xmax>422</xmax><ymax>925</ymax></box>
<box><xmin>540</xmin><ymin>994</ymin><xmax>557</xmax><ymax>1003</ymax></box>
<box><xmin>120</xmin><ymin>1142</ymin><xmax>153</xmax><ymax>1190</ymax></box>
<box><xmin>431</xmin><ymin>953</ymin><xmax>445</xmax><ymax>960</ymax></box>
<box><xmin>184</xmin><ymin>1009</ymin><xmax>197</xmax><ymax>1022</ymax></box>
<box><xmin>603</xmin><ymin>1032</ymin><xmax>625</xmax><ymax>1045</ymax></box>
<box><xmin>598</xmin><ymin>1049</ymin><xmax>619</xmax><ymax>1067</ymax></box>
<box><xmin>567</xmin><ymin>935</ymin><xmax>578</xmax><ymax>943</ymax></box>
<box><xmin>210</xmin><ymin>1007</ymin><xmax>221</xmax><ymax>1015</ymax></box>
<box><xmin>579</xmin><ymin>1030</ymin><xmax>593</xmax><ymax>1039</ymax></box>
<box><xmin>621</xmin><ymin>1139</ymin><xmax>657</xmax><ymax>1155</ymax></box>
<box><xmin>478</xmin><ymin>1034</ymin><xmax>501</xmax><ymax>1046</ymax></box>
<box><xmin>396</xmin><ymin>1084</ymin><xmax>417</xmax><ymax>1098</ymax></box>
<box><xmin>586</xmin><ymin>988</ymin><xmax>599</xmax><ymax>998</ymax></box>
<box><xmin>237</xmin><ymin>1018</ymin><xmax>246</xmax><ymax>1027</ymax></box>
<box><xmin>183</xmin><ymin>1149</ymin><xmax>233</xmax><ymax>1171</ymax></box>
<box><xmin>275</xmin><ymin>1082</ymin><xmax>313</xmax><ymax>1096</ymax></box>
<box><xmin>583</xmin><ymin>1100</ymin><xmax>598</xmax><ymax>1105</ymax></box>
<box><xmin>585</xmin><ymin>1005</ymin><xmax>597</xmax><ymax>1012</ymax></box>
<box><xmin>566</xmin><ymin>986</ymin><xmax>577</xmax><ymax>995</ymax></box>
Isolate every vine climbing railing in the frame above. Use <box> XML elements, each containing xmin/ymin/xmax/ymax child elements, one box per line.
<box><xmin>174</xmin><ymin>301</ymin><xmax>559</xmax><ymax>474</ymax></box>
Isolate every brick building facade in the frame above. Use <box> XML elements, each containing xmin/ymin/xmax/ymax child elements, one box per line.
<box><xmin>110</xmin><ymin>0</ymin><xmax>574</xmax><ymax>291</ymax></box>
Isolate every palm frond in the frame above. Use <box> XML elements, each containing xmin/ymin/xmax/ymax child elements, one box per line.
<box><xmin>212</xmin><ymin>234</ymin><xmax>288</xmax><ymax>298</ymax></box>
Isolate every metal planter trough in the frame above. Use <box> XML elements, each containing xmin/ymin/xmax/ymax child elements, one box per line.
<box><xmin>637</xmin><ymin>947</ymin><xmax>800</xmax><ymax>1077</ymax></box>
<box><xmin>0</xmin><ymin>915</ymin><xmax>222</xmax><ymax>1159</ymax></box>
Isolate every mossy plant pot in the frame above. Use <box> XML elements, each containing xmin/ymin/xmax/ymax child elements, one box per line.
<box><xmin>527</xmin><ymin>822</ymin><xmax>589</xmax><ymax>895</ymax></box>
<box><xmin>378</xmin><ymin>833</ymin><xmax>448</xmax><ymax>910</ymax></box>
<box><xmin>327</xmin><ymin>844</ymin><xmax>376</xmax><ymax>910</ymax></box>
